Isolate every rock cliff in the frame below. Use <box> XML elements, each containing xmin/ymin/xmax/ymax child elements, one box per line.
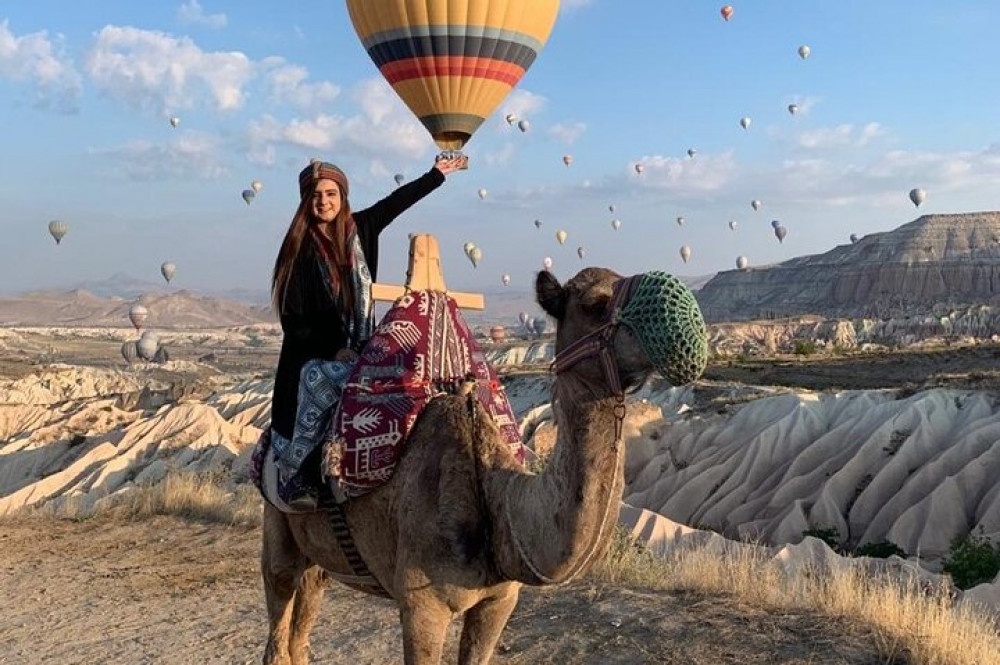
<box><xmin>696</xmin><ymin>212</ymin><xmax>1000</xmax><ymax>322</ymax></box>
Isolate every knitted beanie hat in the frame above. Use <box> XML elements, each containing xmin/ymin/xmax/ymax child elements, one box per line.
<box><xmin>299</xmin><ymin>160</ymin><xmax>349</xmax><ymax>200</ymax></box>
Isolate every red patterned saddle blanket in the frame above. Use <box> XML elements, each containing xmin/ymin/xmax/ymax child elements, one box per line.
<box><xmin>323</xmin><ymin>290</ymin><xmax>524</xmax><ymax>500</ymax></box>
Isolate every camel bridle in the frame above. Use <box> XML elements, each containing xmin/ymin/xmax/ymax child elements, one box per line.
<box><xmin>550</xmin><ymin>274</ymin><xmax>641</xmax><ymax>440</ymax></box>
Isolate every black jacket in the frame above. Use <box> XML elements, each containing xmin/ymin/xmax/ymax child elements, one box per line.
<box><xmin>271</xmin><ymin>167</ymin><xmax>445</xmax><ymax>439</ymax></box>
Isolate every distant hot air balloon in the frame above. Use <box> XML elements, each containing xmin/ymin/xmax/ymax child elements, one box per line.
<box><xmin>344</xmin><ymin>0</ymin><xmax>559</xmax><ymax>153</ymax></box>
<box><xmin>788</xmin><ymin>104</ymin><xmax>799</xmax><ymax>115</ymax></box>
<box><xmin>798</xmin><ymin>45</ymin><xmax>811</xmax><ymax>60</ymax></box>
<box><xmin>518</xmin><ymin>120</ymin><xmax>531</xmax><ymax>133</ymax></box>
<box><xmin>518</xmin><ymin>311</ymin><xmax>529</xmax><ymax>327</ymax></box>
<box><xmin>562</xmin><ymin>155</ymin><xmax>573</xmax><ymax>167</ymax></box>
<box><xmin>542</xmin><ymin>256</ymin><xmax>553</xmax><ymax>270</ymax></box>
<box><xmin>736</xmin><ymin>256</ymin><xmax>749</xmax><ymax>270</ymax></box>
<box><xmin>534</xmin><ymin>219</ymin><xmax>543</xmax><ymax>229</ymax></box>
<box><xmin>556</xmin><ymin>230</ymin><xmax>568</xmax><ymax>245</ymax></box>
<box><xmin>121</xmin><ymin>341</ymin><xmax>138</xmax><ymax>364</ymax></box>
<box><xmin>469</xmin><ymin>247</ymin><xmax>483</xmax><ymax>268</ymax></box>
<box><xmin>740</xmin><ymin>116</ymin><xmax>752</xmax><ymax>130</ymax></box>
<box><xmin>169</xmin><ymin>116</ymin><xmax>179</xmax><ymax>128</ymax></box>
<box><xmin>909</xmin><ymin>188</ymin><xmax>927</xmax><ymax>207</ymax></box>
<box><xmin>608</xmin><ymin>204</ymin><xmax>616</xmax><ymax>213</ymax></box>
<box><xmin>242</xmin><ymin>189</ymin><xmax>255</xmax><ymax>205</ymax></box>
<box><xmin>505</xmin><ymin>113</ymin><xmax>518</xmax><ymax>126</ymax></box>
<box><xmin>687</xmin><ymin>148</ymin><xmax>697</xmax><ymax>158</ymax></box>
<box><xmin>680</xmin><ymin>245</ymin><xmax>692</xmax><ymax>263</ymax></box>
<box><xmin>850</xmin><ymin>233</ymin><xmax>860</xmax><ymax>244</ymax></box>
<box><xmin>676</xmin><ymin>216</ymin><xmax>685</xmax><ymax>227</ymax></box>
<box><xmin>501</xmin><ymin>273</ymin><xmax>511</xmax><ymax>287</ymax></box>
<box><xmin>576</xmin><ymin>246</ymin><xmax>586</xmax><ymax>260</ymax></box>
<box><xmin>771</xmin><ymin>219</ymin><xmax>781</xmax><ymax>229</ymax></box>
<box><xmin>160</xmin><ymin>261</ymin><xmax>176</xmax><ymax>284</ymax></box>
<box><xmin>524</xmin><ymin>316</ymin><xmax>535</xmax><ymax>332</ymax></box>
<box><xmin>634</xmin><ymin>163</ymin><xmax>645</xmax><ymax>175</ymax></box>
<box><xmin>751</xmin><ymin>199</ymin><xmax>762</xmax><ymax>211</ymax></box>
<box><xmin>532</xmin><ymin>317</ymin><xmax>547</xmax><ymax>336</ymax></box>
<box><xmin>137</xmin><ymin>332</ymin><xmax>159</xmax><ymax>362</ymax></box>
<box><xmin>774</xmin><ymin>225</ymin><xmax>788</xmax><ymax>243</ymax></box>
<box><xmin>128</xmin><ymin>304</ymin><xmax>149</xmax><ymax>331</ymax></box>
<box><xmin>729</xmin><ymin>220</ymin><xmax>738</xmax><ymax>231</ymax></box>
<box><xmin>721</xmin><ymin>5</ymin><xmax>734</xmax><ymax>21</ymax></box>
<box><xmin>478</xmin><ymin>188</ymin><xmax>488</xmax><ymax>201</ymax></box>
<box><xmin>611</xmin><ymin>219</ymin><xmax>622</xmax><ymax>231</ymax></box>
<box><xmin>47</xmin><ymin>220</ymin><xmax>68</xmax><ymax>245</ymax></box>
<box><xmin>251</xmin><ymin>179</ymin><xmax>263</xmax><ymax>193</ymax></box>
<box><xmin>394</xmin><ymin>173</ymin><xmax>405</xmax><ymax>186</ymax></box>
<box><xmin>463</xmin><ymin>241</ymin><xmax>477</xmax><ymax>257</ymax></box>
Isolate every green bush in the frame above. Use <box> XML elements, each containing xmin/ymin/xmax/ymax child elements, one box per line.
<box><xmin>793</xmin><ymin>340</ymin><xmax>818</xmax><ymax>356</ymax></box>
<box><xmin>943</xmin><ymin>534</ymin><xmax>1000</xmax><ymax>590</ymax></box>
<box><xmin>855</xmin><ymin>541</ymin><xmax>906</xmax><ymax>559</ymax></box>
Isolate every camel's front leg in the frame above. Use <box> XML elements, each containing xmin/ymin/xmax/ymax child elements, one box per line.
<box><xmin>261</xmin><ymin>504</ymin><xmax>309</xmax><ymax>665</ymax></box>
<box><xmin>458</xmin><ymin>584</ymin><xmax>519</xmax><ymax>665</ymax></box>
<box><xmin>288</xmin><ymin>566</ymin><xmax>326</xmax><ymax>665</ymax></box>
<box><xmin>399</xmin><ymin>592</ymin><xmax>452</xmax><ymax>665</ymax></box>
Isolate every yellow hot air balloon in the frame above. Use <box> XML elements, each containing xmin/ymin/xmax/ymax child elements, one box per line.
<box><xmin>345</xmin><ymin>0</ymin><xmax>561</xmax><ymax>153</ymax></box>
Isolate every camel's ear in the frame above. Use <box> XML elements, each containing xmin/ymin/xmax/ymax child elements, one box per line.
<box><xmin>536</xmin><ymin>271</ymin><xmax>567</xmax><ymax>319</ymax></box>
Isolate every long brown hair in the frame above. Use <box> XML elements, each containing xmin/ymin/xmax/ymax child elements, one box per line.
<box><xmin>271</xmin><ymin>181</ymin><xmax>354</xmax><ymax>316</ymax></box>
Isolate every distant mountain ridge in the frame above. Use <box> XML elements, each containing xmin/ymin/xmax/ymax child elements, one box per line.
<box><xmin>3</xmin><ymin>272</ymin><xmax>715</xmax><ymax>329</ymax></box>
<box><xmin>0</xmin><ymin>288</ymin><xmax>274</xmax><ymax>328</ymax></box>
<box><xmin>696</xmin><ymin>212</ymin><xmax>1000</xmax><ymax>322</ymax></box>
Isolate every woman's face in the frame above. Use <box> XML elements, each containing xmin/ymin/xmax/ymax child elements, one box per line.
<box><xmin>311</xmin><ymin>179</ymin><xmax>342</xmax><ymax>223</ymax></box>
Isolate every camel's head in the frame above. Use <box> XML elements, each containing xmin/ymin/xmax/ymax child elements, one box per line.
<box><xmin>537</xmin><ymin>267</ymin><xmax>708</xmax><ymax>391</ymax></box>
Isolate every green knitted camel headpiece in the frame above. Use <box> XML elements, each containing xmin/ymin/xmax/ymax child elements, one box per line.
<box><xmin>617</xmin><ymin>271</ymin><xmax>708</xmax><ymax>385</ymax></box>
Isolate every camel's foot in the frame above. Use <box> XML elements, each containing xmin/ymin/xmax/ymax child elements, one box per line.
<box><xmin>261</xmin><ymin>504</ymin><xmax>309</xmax><ymax>665</ymax></box>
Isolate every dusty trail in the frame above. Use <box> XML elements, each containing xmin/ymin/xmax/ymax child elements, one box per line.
<box><xmin>0</xmin><ymin>515</ymin><xmax>887</xmax><ymax>665</ymax></box>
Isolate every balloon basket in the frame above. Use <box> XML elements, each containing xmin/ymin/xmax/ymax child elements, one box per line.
<box><xmin>435</xmin><ymin>151</ymin><xmax>469</xmax><ymax>170</ymax></box>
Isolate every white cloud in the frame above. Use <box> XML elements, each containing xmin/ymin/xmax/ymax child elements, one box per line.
<box><xmin>177</xmin><ymin>0</ymin><xmax>228</xmax><ymax>29</ymax></box>
<box><xmin>245</xmin><ymin>78</ymin><xmax>430</xmax><ymax>165</ymax></box>
<box><xmin>484</xmin><ymin>142</ymin><xmax>516</xmax><ymax>166</ymax></box>
<box><xmin>795</xmin><ymin>122</ymin><xmax>884</xmax><ymax>150</ymax></box>
<box><xmin>0</xmin><ymin>20</ymin><xmax>82</xmax><ymax>112</ymax></box>
<box><xmin>548</xmin><ymin>121</ymin><xmax>587</xmax><ymax>145</ymax></box>
<box><xmin>90</xmin><ymin>132</ymin><xmax>229</xmax><ymax>180</ymax></box>
<box><xmin>633</xmin><ymin>152</ymin><xmax>739</xmax><ymax>194</ymax></box>
<box><xmin>259</xmin><ymin>56</ymin><xmax>340</xmax><ymax>111</ymax></box>
<box><xmin>85</xmin><ymin>25</ymin><xmax>253</xmax><ymax>114</ymax></box>
<box><xmin>497</xmin><ymin>89</ymin><xmax>548</xmax><ymax>128</ymax></box>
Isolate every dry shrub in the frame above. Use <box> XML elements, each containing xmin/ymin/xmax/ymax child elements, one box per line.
<box><xmin>33</xmin><ymin>471</ymin><xmax>261</xmax><ymax>528</ymax></box>
<box><xmin>593</xmin><ymin>527</ymin><xmax>1000</xmax><ymax>665</ymax></box>
<box><xmin>108</xmin><ymin>472</ymin><xmax>261</xmax><ymax>527</ymax></box>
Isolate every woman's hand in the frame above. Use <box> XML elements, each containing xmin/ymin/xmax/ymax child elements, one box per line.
<box><xmin>433</xmin><ymin>155</ymin><xmax>467</xmax><ymax>175</ymax></box>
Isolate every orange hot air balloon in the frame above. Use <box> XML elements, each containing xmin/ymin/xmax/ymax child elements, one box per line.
<box><xmin>721</xmin><ymin>5</ymin><xmax>733</xmax><ymax>21</ymax></box>
<box><xmin>345</xmin><ymin>0</ymin><xmax>561</xmax><ymax>153</ymax></box>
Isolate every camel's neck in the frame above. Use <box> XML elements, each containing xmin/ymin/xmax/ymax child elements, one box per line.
<box><xmin>489</xmin><ymin>371</ymin><xmax>626</xmax><ymax>585</ymax></box>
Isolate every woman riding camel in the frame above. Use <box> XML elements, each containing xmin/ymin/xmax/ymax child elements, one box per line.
<box><xmin>265</xmin><ymin>156</ymin><xmax>464</xmax><ymax>504</ymax></box>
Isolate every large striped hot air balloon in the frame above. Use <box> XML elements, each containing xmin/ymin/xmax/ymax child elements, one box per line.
<box><xmin>345</xmin><ymin>0</ymin><xmax>561</xmax><ymax>153</ymax></box>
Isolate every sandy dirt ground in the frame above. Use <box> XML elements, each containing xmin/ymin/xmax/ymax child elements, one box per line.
<box><xmin>0</xmin><ymin>515</ymin><xmax>891</xmax><ymax>665</ymax></box>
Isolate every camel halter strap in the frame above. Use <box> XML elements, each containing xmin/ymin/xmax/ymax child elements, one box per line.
<box><xmin>506</xmin><ymin>276</ymin><xmax>638</xmax><ymax>587</ymax></box>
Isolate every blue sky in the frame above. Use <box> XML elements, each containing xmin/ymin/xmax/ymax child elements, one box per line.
<box><xmin>2</xmin><ymin>0</ymin><xmax>999</xmax><ymax>298</ymax></box>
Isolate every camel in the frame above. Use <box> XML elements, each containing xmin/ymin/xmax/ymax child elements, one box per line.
<box><xmin>260</xmin><ymin>267</ymin><xmax>697</xmax><ymax>665</ymax></box>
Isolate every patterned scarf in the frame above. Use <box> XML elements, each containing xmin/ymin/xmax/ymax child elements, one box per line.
<box><xmin>310</xmin><ymin>222</ymin><xmax>374</xmax><ymax>352</ymax></box>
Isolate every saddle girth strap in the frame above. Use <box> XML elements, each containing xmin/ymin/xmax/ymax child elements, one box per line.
<box><xmin>325</xmin><ymin>501</ymin><xmax>391</xmax><ymax>598</ymax></box>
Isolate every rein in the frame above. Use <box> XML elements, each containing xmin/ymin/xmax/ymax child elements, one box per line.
<box><xmin>504</xmin><ymin>275</ymin><xmax>639</xmax><ymax>586</ymax></box>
